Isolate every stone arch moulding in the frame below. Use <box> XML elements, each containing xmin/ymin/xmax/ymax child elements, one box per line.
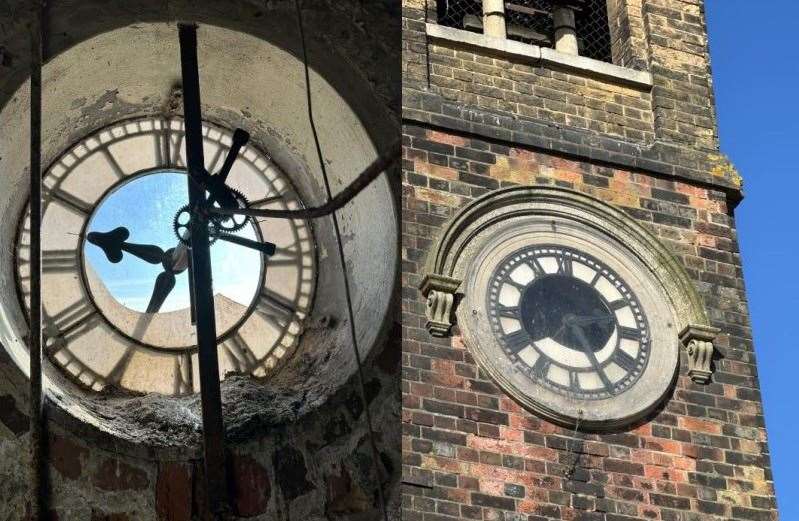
<box><xmin>419</xmin><ymin>185</ymin><xmax>719</xmax><ymax>385</ymax></box>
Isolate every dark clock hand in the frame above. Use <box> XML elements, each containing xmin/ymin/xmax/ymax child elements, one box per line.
<box><xmin>87</xmin><ymin>227</ymin><xmax>165</xmax><ymax>265</ymax></box>
<box><xmin>569</xmin><ymin>321</ymin><xmax>614</xmax><ymax>392</ymax></box>
<box><xmin>205</xmin><ymin>129</ymin><xmax>250</xmax><ymax>216</ymax></box>
<box><xmin>217</xmin><ymin>233</ymin><xmax>276</xmax><ymax>256</ymax></box>
<box><xmin>145</xmin><ymin>270</ymin><xmax>176</xmax><ymax>314</ymax></box>
<box><xmin>210</xmin><ymin>129</ymin><xmax>249</xmax><ymax>190</ymax></box>
<box><xmin>550</xmin><ymin>313</ymin><xmax>614</xmax><ymax>341</ymax></box>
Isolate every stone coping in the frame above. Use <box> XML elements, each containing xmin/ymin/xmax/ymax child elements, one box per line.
<box><xmin>425</xmin><ymin>23</ymin><xmax>654</xmax><ymax>91</ymax></box>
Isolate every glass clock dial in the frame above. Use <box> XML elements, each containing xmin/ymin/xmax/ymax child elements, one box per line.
<box><xmin>487</xmin><ymin>245</ymin><xmax>650</xmax><ymax>400</ymax></box>
<box><xmin>14</xmin><ymin>117</ymin><xmax>316</xmax><ymax>396</ymax></box>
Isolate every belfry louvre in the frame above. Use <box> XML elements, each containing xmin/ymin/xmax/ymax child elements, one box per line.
<box><xmin>402</xmin><ymin>1</ymin><xmax>778</xmax><ymax>520</ymax></box>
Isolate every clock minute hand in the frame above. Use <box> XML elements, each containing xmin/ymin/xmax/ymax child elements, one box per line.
<box><xmin>87</xmin><ymin>227</ymin><xmax>165</xmax><ymax>265</ymax></box>
<box><xmin>569</xmin><ymin>321</ymin><xmax>614</xmax><ymax>392</ymax></box>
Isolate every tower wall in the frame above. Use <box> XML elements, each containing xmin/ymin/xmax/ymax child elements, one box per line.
<box><xmin>401</xmin><ymin>1</ymin><xmax>778</xmax><ymax>520</ymax></box>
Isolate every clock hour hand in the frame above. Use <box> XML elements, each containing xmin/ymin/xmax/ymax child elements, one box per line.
<box><xmin>87</xmin><ymin>227</ymin><xmax>165</xmax><ymax>265</ymax></box>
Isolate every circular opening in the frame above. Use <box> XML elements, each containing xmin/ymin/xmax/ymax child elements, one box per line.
<box><xmin>82</xmin><ymin>171</ymin><xmax>263</xmax><ymax>351</ymax></box>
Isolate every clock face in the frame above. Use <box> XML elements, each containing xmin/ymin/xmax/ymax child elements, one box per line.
<box><xmin>14</xmin><ymin>117</ymin><xmax>316</xmax><ymax>395</ymax></box>
<box><xmin>459</xmin><ymin>217</ymin><xmax>678</xmax><ymax>429</ymax></box>
<box><xmin>487</xmin><ymin>245</ymin><xmax>650</xmax><ymax>400</ymax></box>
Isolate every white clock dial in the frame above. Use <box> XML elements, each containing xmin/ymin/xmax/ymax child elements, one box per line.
<box><xmin>15</xmin><ymin>117</ymin><xmax>316</xmax><ymax>395</ymax></box>
<box><xmin>487</xmin><ymin>245</ymin><xmax>650</xmax><ymax>400</ymax></box>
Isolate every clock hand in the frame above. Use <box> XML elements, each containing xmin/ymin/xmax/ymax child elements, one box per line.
<box><xmin>207</xmin><ymin>128</ymin><xmax>249</xmax><ymax>208</ymax></box>
<box><xmin>87</xmin><ymin>227</ymin><xmax>165</xmax><ymax>265</ymax></box>
<box><xmin>145</xmin><ymin>270</ymin><xmax>176</xmax><ymax>314</ymax></box>
<box><xmin>569</xmin><ymin>321</ymin><xmax>614</xmax><ymax>392</ymax></box>
<box><xmin>217</xmin><ymin>233</ymin><xmax>276</xmax><ymax>256</ymax></box>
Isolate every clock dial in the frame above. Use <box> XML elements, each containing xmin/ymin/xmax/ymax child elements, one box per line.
<box><xmin>487</xmin><ymin>245</ymin><xmax>650</xmax><ymax>400</ymax></box>
<box><xmin>14</xmin><ymin>117</ymin><xmax>316</xmax><ymax>395</ymax></box>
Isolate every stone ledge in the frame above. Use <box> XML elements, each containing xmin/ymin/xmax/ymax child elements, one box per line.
<box><xmin>425</xmin><ymin>23</ymin><xmax>653</xmax><ymax>90</ymax></box>
<box><xmin>402</xmin><ymin>88</ymin><xmax>743</xmax><ymax>199</ymax></box>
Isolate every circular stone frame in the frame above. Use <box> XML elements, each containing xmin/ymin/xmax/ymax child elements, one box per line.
<box><xmin>425</xmin><ymin>186</ymin><xmax>712</xmax><ymax>431</ymax></box>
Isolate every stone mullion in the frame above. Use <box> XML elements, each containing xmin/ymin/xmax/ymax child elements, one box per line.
<box><xmin>482</xmin><ymin>0</ymin><xmax>507</xmax><ymax>38</ymax></box>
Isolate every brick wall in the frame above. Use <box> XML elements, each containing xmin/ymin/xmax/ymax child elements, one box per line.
<box><xmin>401</xmin><ymin>126</ymin><xmax>778</xmax><ymax>520</ymax></box>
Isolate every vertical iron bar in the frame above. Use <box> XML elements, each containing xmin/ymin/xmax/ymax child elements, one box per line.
<box><xmin>29</xmin><ymin>1</ymin><xmax>47</xmax><ymax>519</ymax></box>
<box><xmin>178</xmin><ymin>23</ymin><xmax>229</xmax><ymax>517</ymax></box>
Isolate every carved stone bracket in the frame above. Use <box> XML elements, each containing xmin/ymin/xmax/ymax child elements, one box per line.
<box><xmin>679</xmin><ymin>324</ymin><xmax>720</xmax><ymax>384</ymax></box>
<box><xmin>419</xmin><ymin>274</ymin><xmax>462</xmax><ymax>337</ymax></box>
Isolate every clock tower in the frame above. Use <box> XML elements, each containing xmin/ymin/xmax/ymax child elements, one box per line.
<box><xmin>402</xmin><ymin>1</ymin><xmax>778</xmax><ymax>520</ymax></box>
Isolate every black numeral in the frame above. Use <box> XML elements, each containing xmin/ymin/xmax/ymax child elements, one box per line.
<box><xmin>527</xmin><ymin>256</ymin><xmax>545</xmax><ymax>277</ymax></box>
<box><xmin>556</xmin><ymin>252</ymin><xmax>573</xmax><ymax>276</ymax></box>
<box><xmin>608</xmin><ymin>299</ymin><xmax>628</xmax><ymax>311</ymax></box>
<box><xmin>42</xmin><ymin>249</ymin><xmax>79</xmax><ymax>273</ymax></box>
<box><xmin>497</xmin><ymin>306</ymin><xmax>520</xmax><ymax>320</ymax></box>
<box><xmin>613</xmin><ymin>350</ymin><xmax>638</xmax><ymax>373</ymax></box>
<box><xmin>43</xmin><ymin>184</ymin><xmax>92</xmax><ymax>216</ymax></box>
<box><xmin>503</xmin><ymin>330</ymin><xmax>530</xmax><ymax>354</ymax></box>
<box><xmin>530</xmin><ymin>355</ymin><xmax>551</xmax><ymax>378</ymax></box>
<box><xmin>222</xmin><ymin>333</ymin><xmax>258</xmax><ymax>373</ymax></box>
<box><xmin>619</xmin><ymin>326</ymin><xmax>640</xmax><ymax>340</ymax></box>
<box><xmin>255</xmin><ymin>288</ymin><xmax>296</xmax><ymax>328</ymax></box>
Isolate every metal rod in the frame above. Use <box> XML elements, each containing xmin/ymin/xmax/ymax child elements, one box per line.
<box><xmin>29</xmin><ymin>1</ymin><xmax>47</xmax><ymax>518</ymax></box>
<box><xmin>217</xmin><ymin>233</ymin><xmax>276</xmax><ymax>256</ymax></box>
<box><xmin>209</xmin><ymin>140</ymin><xmax>399</xmax><ymax>220</ymax></box>
<box><xmin>178</xmin><ymin>23</ymin><xmax>229</xmax><ymax>517</ymax></box>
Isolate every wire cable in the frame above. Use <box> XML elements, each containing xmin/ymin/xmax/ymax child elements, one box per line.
<box><xmin>293</xmin><ymin>2</ymin><xmax>389</xmax><ymax>519</ymax></box>
<box><xmin>208</xmin><ymin>137</ymin><xmax>399</xmax><ymax>220</ymax></box>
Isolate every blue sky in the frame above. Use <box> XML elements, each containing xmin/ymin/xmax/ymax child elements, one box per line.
<box><xmin>84</xmin><ymin>171</ymin><xmax>261</xmax><ymax>312</ymax></box>
<box><xmin>706</xmin><ymin>0</ymin><xmax>798</xmax><ymax>515</ymax></box>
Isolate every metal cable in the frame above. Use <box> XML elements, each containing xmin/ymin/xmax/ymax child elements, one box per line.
<box><xmin>208</xmin><ymin>142</ymin><xmax>399</xmax><ymax>220</ymax></box>
<box><xmin>293</xmin><ymin>2</ymin><xmax>389</xmax><ymax>519</ymax></box>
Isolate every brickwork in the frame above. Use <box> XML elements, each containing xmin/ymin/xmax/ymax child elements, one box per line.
<box><xmin>401</xmin><ymin>126</ymin><xmax>778</xmax><ymax>520</ymax></box>
<box><xmin>427</xmin><ymin>41</ymin><xmax>655</xmax><ymax>143</ymax></box>
<box><xmin>403</xmin><ymin>0</ymin><xmax>737</xmax><ymax>191</ymax></box>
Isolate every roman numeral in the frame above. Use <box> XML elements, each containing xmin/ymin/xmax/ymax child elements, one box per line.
<box><xmin>502</xmin><ymin>277</ymin><xmax>527</xmax><ymax>291</ymax></box>
<box><xmin>613</xmin><ymin>350</ymin><xmax>638</xmax><ymax>373</ymax></box>
<box><xmin>569</xmin><ymin>371</ymin><xmax>579</xmax><ymax>391</ymax></box>
<box><xmin>503</xmin><ymin>330</ymin><xmax>530</xmax><ymax>354</ymax></box>
<box><xmin>497</xmin><ymin>306</ymin><xmax>520</xmax><ymax>320</ymax></box>
<box><xmin>43</xmin><ymin>300</ymin><xmax>100</xmax><ymax>351</ymax></box>
<box><xmin>530</xmin><ymin>355</ymin><xmax>550</xmax><ymax>378</ymax></box>
<box><xmin>556</xmin><ymin>252</ymin><xmax>573</xmax><ymax>276</ymax></box>
<box><xmin>619</xmin><ymin>326</ymin><xmax>641</xmax><ymax>340</ymax></box>
<box><xmin>102</xmin><ymin>148</ymin><xmax>126</xmax><ymax>179</ymax></box>
<box><xmin>174</xmin><ymin>353</ymin><xmax>194</xmax><ymax>395</ymax></box>
<box><xmin>42</xmin><ymin>249</ymin><xmax>79</xmax><ymax>273</ymax></box>
<box><xmin>254</xmin><ymin>288</ymin><xmax>296</xmax><ymax>329</ymax></box>
<box><xmin>43</xmin><ymin>184</ymin><xmax>92</xmax><ymax>216</ymax></box>
<box><xmin>526</xmin><ymin>256</ymin><xmax>545</xmax><ymax>277</ymax></box>
<box><xmin>608</xmin><ymin>299</ymin><xmax>628</xmax><ymax>311</ymax></box>
<box><xmin>206</xmin><ymin>144</ymin><xmax>226</xmax><ymax>173</ymax></box>
<box><xmin>222</xmin><ymin>333</ymin><xmax>258</xmax><ymax>373</ymax></box>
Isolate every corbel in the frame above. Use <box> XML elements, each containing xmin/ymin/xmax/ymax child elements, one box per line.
<box><xmin>679</xmin><ymin>324</ymin><xmax>720</xmax><ymax>385</ymax></box>
<box><xmin>419</xmin><ymin>274</ymin><xmax>461</xmax><ymax>337</ymax></box>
